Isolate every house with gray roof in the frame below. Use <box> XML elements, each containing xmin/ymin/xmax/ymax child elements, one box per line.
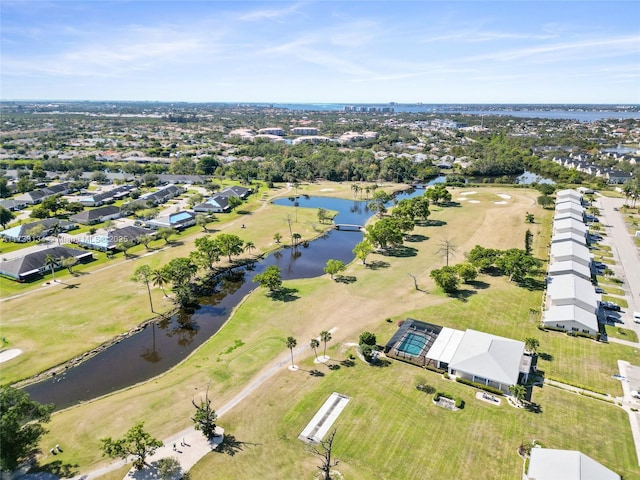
<box><xmin>525</xmin><ymin>448</ymin><xmax>620</xmax><ymax>480</ymax></box>
<box><xmin>542</xmin><ymin>304</ymin><xmax>599</xmax><ymax>336</ymax></box>
<box><xmin>0</xmin><ymin>219</ymin><xmax>76</xmax><ymax>243</ymax></box>
<box><xmin>219</xmin><ymin>185</ymin><xmax>252</xmax><ymax>199</ymax></box>
<box><xmin>550</xmin><ymin>241</ymin><xmax>592</xmax><ymax>268</ymax></box>
<box><xmin>73</xmin><ymin>226</ymin><xmax>154</xmax><ymax>251</ymax></box>
<box><xmin>145</xmin><ymin>211</ymin><xmax>196</xmax><ymax>230</ymax></box>
<box><xmin>194</xmin><ymin>194</ymin><xmax>230</xmax><ymax>213</ymax></box>
<box><xmin>447</xmin><ymin>329</ymin><xmax>529</xmax><ymax>393</ymax></box>
<box><xmin>69</xmin><ymin>205</ymin><xmax>122</xmax><ymax>225</ymax></box>
<box><xmin>546</xmin><ymin>274</ymin><xmax>599</xmax><ymax>314</ymax></box>
<box><xmin>0</xmin><ymin>246</ymin><xmax>94</xmax><ymax>282</ymax></box>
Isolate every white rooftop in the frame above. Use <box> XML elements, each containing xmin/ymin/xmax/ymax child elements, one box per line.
<box><xmin>448</xmin><ymin>329</ymin><xmax>525</xmax><ymax>386</ymax></box>
<box><xmin>550</xmin><ymin>241</ymin><xmax>591</xmax><ymax>263</ymax></box>
<box><xmin>554</xmin><ymin>211</ymin><xmax>585</xmax><ymax>223</ymax></box>
<box><xmin>546</xmin><ymin>274</ymin><xmax>599</xmax><ymax>312</ymax></box>
<box><xmin>527</xmin><ymin>448</ymin><xmax>620</xmax><ymax>480</ymax></box>
<box><xmin>543</xmin><ymin>304</ymin><xmax>599</xmax><ymax>332</ymax></box>
<box><xmin>547</xmin><ymin>260</ymin><xmax>591</xmax><ymax>280</ymax></box>
<box><xmin>425</xmin><ymin>327</ymin><xmax>464</xmax><ymax>365</ymax></box>
<box><xmin>555</xmin><ymin>201</ymin><xmax>584</xmax><ymax>214</ymax></box>
<box><xmin>556</xmin><ymin>189</ymin><xmax>583</xmax><ymax>202</ymax></box>
<box><xmin>553</xmin><ymin>218</ymin><xmax>587</xmax><ymax>235</ymax></box>
<box><xmin>551</xmin><ymin>231</ymin><xmax>587</xmax><ymax>245</ymax></box>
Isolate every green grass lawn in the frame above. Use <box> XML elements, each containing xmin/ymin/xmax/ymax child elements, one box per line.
<box><xmin>607</xmin><ymin>326</ymin><xmax>639</xmax><ymax>343</ymax></box>
<box><xmin>12</xmin><ymin>184</ymin><xmax>640</xmax><ymax>479</ymax></box>
<box><xmin>602</xmin><ymin>295</ymin><xmax>629</xmax><ymax>308</ymax></box>
<box><xmin>186</xmin><ymin>352</ymin><xmax>637</xmax><ymax>480</ymax></box>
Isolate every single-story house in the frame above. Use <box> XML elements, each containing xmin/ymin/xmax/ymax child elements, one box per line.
<box><xmin>551</xmin><ymin>231</ymin><xmax>588</xmax><ymax>245</ymax></box>
<box><xmin>550</xmin><ymin>241</ymin><xmax>592</xmax><ymax>268</ymax></box>
<box><xmin>553</xmin><ymin>210</ymin><xmax>585</xmax><ymax>224</ymax></box>
<box><xmin>0</xmin><ymin>198</ymin><xmax>28</xmax><ymax>211</ymax></box>
<box><xmin>0</xmin><ymin>246</ymin><xmax>94</xmax><ymax>282</ymax></box>
<box><xmin>73</xmin><ymin>225</ymin><xmax>154</xmax><ymax>251</ymax></box>
<box><xmin>553</xmin><ymin>218</ymin><xmax>588</xmax><ymax>237</ymax></box>
<box><xmin>547</xmin><ymin>260</ymin><xmax>592</xmax><ymax>281</ymax></box>
<box><xmin>139</xmin><ymin>184</ymin><xmax>184</xmax><ymax>206</ymax></box>
<box><xmin>555</xmin><ymin>201</ymin><xmax>585</xmax><ymax>219</ymax></box>
<box><xmin>546</xmin><ymin>274</ymin><xmax>599</xmax><ymax>314</ymax></box>
<box><xmin>77</xmin><ymin>185</ymin><xmax>136</xmax><ymax>207</ymax></box>
<box><xmin>542</xmin><ymin>304</ymin><xmax>599</xmax><ymax>336</ymax></box>
<box><xmin>445</xmin><ymin>329</ymin><xmax>529</xmax><ymax>393</ymax></box>
<box><xmin>555</xmin><ymin>189</ymin><xmax>583</xmax><ymax>205</ymax></box>
<box><xmin>68</xmin><ymin>205</ymin><xmax>122</xmax><ymax>225</ymax></box>
<box><xmin>525</xmin><ymin>448</ymin><xmax>620</xmax><ymax>480</ymax></box>
<box><xmin>219</xmin><ymin>185</ymin><xmax>252</xmax><ymax>199</ymax></box>
<box><xmin>14</xmin><ymin>182</ymin><xmax>72</xmax><ymax>205</ymax></box>
<box><xmin>193</xmin><ymin>194</ymin><xmax>230</xmax><ymax>213</ymax></box>
<box><xmin>0</xmin><ymin>219</ymin><xmax>77</xmax><ymax>243</ymax></box>
<box><xmin>145</xmin><ymin>210</ymin><xmax>196</xmax><ymax>230</ymax></box>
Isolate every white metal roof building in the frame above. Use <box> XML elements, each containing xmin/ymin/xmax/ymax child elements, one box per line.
<box><xmin>556</xmin><ymin>189</ymin><xmax>583</xmax><ymax>204</ymax></box>
<box><xmin>553</xmin><ymin>218</ymin><xmax>588</xmax><ymax>237</ymax></box>
<box><xmin>551</xmin><ymin>231</ymin><xmax>588</xmax><ymax>245</ymax></box>
<box><xmin>526</xmin><ymin>448</ymin><xmax>620</xmax><ymax>480</ymax></box>
<box><xmin>425</xmin><ymin>327</ymin><xmax>465</xmax><ymax>369</ymax></box>
<box><xmin>546</xmin><ymin>274</ymin><xmax>599</xmax><ymax>314</ymax></box>
<box><xmin>547</xmin><ymin>260</ymin><xmax>592</xmax><ymax>281</ymax></box>
<box><xmin>542</xmin><ymin>304</ymin><xmax>599</xmax><ymax>336</ymax></box>
<box><xmin>550</xmin><ymin>241</ymin><xmax>592</xmax><ymax>268</ymax></box>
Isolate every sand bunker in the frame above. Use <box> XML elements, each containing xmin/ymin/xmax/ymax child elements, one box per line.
<box><xmin>0</xmin><ymin>349</ymin><xmax>22</xmax><ymax>364</ymax></box>
<box><xmin>468</xmin><ymin>200</ymin><xmax>480</xmax><ymax>204</ymax></box>
<box><xmin>460</xmin><ymin>191</ymin><xmax>477</xmax><ymax>196</ymax></box>
<box><xmin>320</xmin><ymin>189</ymin><xmax>335</xmax><ymax>192</ymax></box>
<box><xmin>497</xmin><ymin>194</ymin><xmax>511</xmax><ymax>199</ymax></box>
<box><xmin>494</xmin><ymin>201</ymin><xmax>507</xmax><ymax>205</ymax></box>
<box><xmin>456</xmin><ymin>197</ymin><xmax>467</xmax><ymax>202</ymax></box>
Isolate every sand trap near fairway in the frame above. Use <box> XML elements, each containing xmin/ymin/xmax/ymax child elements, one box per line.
<box><xmin>460</xmin><ymin>191</ymin><xmax>477</xmax><ymax>195</ymax></box>
<box><xmin>468</xmin><ymin>200</ymin><xmax>481</xmax><ymax>203</ymax></box>
<box><xmin>457</xmin><ymin>197</ymin><xmax>467</xmax><ymax>201</ymax></box>
<box><xmin>497</xmin><ymin>194</ymin><xmax>511</xmax><ymax>199</ymax></box>
<box><xmin>494</xmin><ymin>201</ymin><xmax>507</xmax><ymax>205</ymax></box>
<box><xmin>0</xmin><ymin>349</ymin><xmax>22</xmax><ymax>363</ymax></box>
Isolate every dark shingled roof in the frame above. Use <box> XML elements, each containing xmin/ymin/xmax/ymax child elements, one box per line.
<box><xmin>0</xmin><ymin>246</ymin><xmax>94</xmax><ymax>281</ymax></box>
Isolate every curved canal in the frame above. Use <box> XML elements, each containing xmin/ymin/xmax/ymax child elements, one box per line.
<box><xmin>24</xmin><ymin>189</ymin><xmax>425</xmax><ymax>410</ymax></box>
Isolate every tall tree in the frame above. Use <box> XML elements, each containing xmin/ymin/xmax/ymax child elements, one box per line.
<box><xmin>253</xmin><ymin>265</ymin><xmax>283</xmax><ymax>293</ymax></box>
<box><xmin>151</xmin><ymin>268</ymin><xmax>171</xmax><ymax>297</ymax></box>
<box><xmin>44</xmin><ymin>254</ymin><xmax>58</xmax><ymax>282</ymax></box>
<box><xmin>524</xmin><ymin>229</ymin><xmax>534</xmax><ymax>255</ymax></box>
<box><xmin>320</xmin><ymin>330</ymin><xmax>332</xmax><ymax>358</ymax></box>
<box><xmin>495</xmin><ymin>248</ymin><xmax>540</xmax><ymax>282</ymax></box>
<box><xmin>0</xmin><ymin>206</ymin><xmax>14</xmax><ymax>229</ymax></box>
<box><xmin>437</xmin><ymin>239</ymin><xmax>457</xmax><ymax>266</ymax></box>
<box><xmin>157</xmin><ymin>227</ymin><xmax>178</xmax><ymax>244</ymax></box>
<box><xmin>353</xmin><ymin>240</ymin><xmax>374</xmax><ymax>266</ymax></box>
<box><xmin>310</xmin><ymin>338</ymin><xmax>320</xmax><ymax>360</ymax></box>
<box><xmin>192</xmin><ymin>384</ymin><xmax>218</xmax><ymax>439</ymax></box>
<box><xmin>0</xmin><ymin>386</ymin><xmax>54</xmax><ymax>471</ymax></box>
<box><xmin>191</xmin><ymin>235</ymin><xmax>221</xmax><ymax>271</ymax></box>
<box><xmin>286</xmin><ymin>336</ymin><xmax>297</xmax><ymax>367</ymax></box>
<box><xmin>508</xmin><ymin>384</ymin><xmax>527</xmax><ymax>406</ymax></box>
<box><xmin>524</xmin><ymin>337</ymin><xmax>540</xmax><ymax>354</ymax></box>
<box><xmin>101</xmin><ymin>422</ymin><xmax>163</xmax><ymax>471</ymax></box>
<box><xmin>308</xmin><ymin>428</ymin><xmax>339</xmax><ymax>480</ymax></box>
<box><xmin>430</xmin><ymin>266</ymin><xmax>460</xmax><ymax>294</ymax></box>
<box><xmin>324</xmin><ymin>259</ymin><xmax>346</xmax><ymax>280</ymax></box>
<box><xmin>132</xmin><ymin>265</ymin><xmax>155</xmax><ymax>313</ymax></box>
<box><xmin>214</xmin><ymin>233</ymin><xmax>244</xmax><ymax>262</ymax></box>
<box><xmin>61</xmin><ymin>256</ymin><xmax>78</xmax><ymax>274</ymax></box>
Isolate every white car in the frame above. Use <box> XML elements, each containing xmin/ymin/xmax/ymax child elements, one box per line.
<box><xmin>634</xmin><ymin>312</ymin><xmax>640</xmax><ymax>323</ymax></box>
<box><xmin>631</xmin><ymin>390</ymin><xmax>640</xmax><ymax>399</ymax></box>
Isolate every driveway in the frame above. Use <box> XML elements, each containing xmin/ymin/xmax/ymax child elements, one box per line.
<box><xmin>595</xmin><ymin>195</ymin><xmax>640</xmax><ymax>337</ymax></box>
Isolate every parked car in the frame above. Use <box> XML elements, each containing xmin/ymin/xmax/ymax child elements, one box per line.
<box><xmin>602</xmin><ymin>301</ymin><xmax>621</xmax><ymax>311</ymax></box>
<box><xmin>595</xmin><ymin>287</ymin><xmax>604</xmax><ymax>294</ymax></box>
<box><xmin>633</xmin><ymin>312</ymin><xmax>640</xmax><ymax>324</ymax></box>
<box><xmin>631</xmin><ymin>390</ymin><xmax>640</xmax><ymax>399</ymax></box>
<box><xmin>605</xmin><ymin>315</ymin><xmax>620</xmax><ymax>324</ymax></box>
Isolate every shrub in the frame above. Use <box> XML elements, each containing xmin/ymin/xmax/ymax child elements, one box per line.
<box><xmin>423</xmin><ymin>363</ymin><xmax>446</xmax><ymax>374</ymax></box>
<box><xmin>416</xmin><ymin>383</ymin><xmax>436</xmax><ymax>394</ymax></box>
<box><xmin>454</xmin><ymin>397</ymin><xmax>464</xmax><ymax>409</ymax></box>
<box><xmin>386</xmin><ymin>318</ymin><xmax>393</xmax><ymax>323</ymax></box>
<box><xmin>359</xmin><ymin>331</ymin><xmax>377</xmax><ymax>346</ymax></box>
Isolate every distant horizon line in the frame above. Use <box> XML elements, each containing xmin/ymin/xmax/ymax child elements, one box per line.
<box><xmin>1</xmin><ymin>99</ymin><xmax>639</xmax><ymax>107</ymax></box>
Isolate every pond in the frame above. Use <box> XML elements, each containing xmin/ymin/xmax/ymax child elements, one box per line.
<box><xmin>24</xmin><ymin>188</ymin><xmax>425</xmax><ymax>409</ymax></box>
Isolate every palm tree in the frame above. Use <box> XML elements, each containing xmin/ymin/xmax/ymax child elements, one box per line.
<box><xmin>286</xmin><ymin>336</ymin><xmax>297</xmax><ymax>367</ymax></box>
<box><xmin>244</xmin><ymin>241</ymin><xmax>256</xmax><ymax>256</ymax></box>
<box><xmin>44</xmin><ymin>254</ymin><xmax>58</xmax><ymax>283</ymax></box>
<box><xmin>273</xmin><ymin>232</ymin><xmax>282</xmax><ymax>244</ymax></box>
<box><xmin>151</xmin><ymin>268</ymin><xmax>171</xmax><ymax>297</ymax></box>
<box><xmin>310</xmin><ymin>338</ymin><xmax>320</xmax><ymax>360</ymax></box>
<box><xmin>320</xmin><ymin>331</ymin><xmax>332</xmax><ymax>358</ymax></box>
<box><xmin>61</xmin><ymin>256</ymin><xmax>78</xmax><ymax>274</ymax></box>
<box><xmin>524</xmin><ymin>337</ymin><xmax>540</xmax><ymax>354</ymax></box>
<box><xmin>132</xmin><ymin>265</ymin><xmax>155</xmax><ymax>313</ymax></box>
<box><xmin>509</xmin><ymin>384</ymin><xmax>526</xmax><ymax>406</ymax></box>
<box><xmin>292</xmin><ymin>233</ymin><xmax>302</xmax><ymax>247</ymax></box>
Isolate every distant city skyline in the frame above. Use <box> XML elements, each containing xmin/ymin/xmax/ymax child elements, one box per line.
<box><xmin>1</xmin><ymin>1</ymin><xmax>639</xmax><ymax>104</ymax></box>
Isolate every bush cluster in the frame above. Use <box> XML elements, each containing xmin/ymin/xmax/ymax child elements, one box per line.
<box><xmin>433</xmin><ymin>391</ymin><xmax>464</xmax><ymax>409</ymax></box>
<box><xmin>455</xmin><ymin>377</ymin><xmax>504</xmax><ymax>396</ymax></box>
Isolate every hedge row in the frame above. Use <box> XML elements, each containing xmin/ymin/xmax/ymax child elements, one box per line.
<box><xmin>455</xmin><ymin>377</ymin><xmax>504</xmax><ymax>396</ymax></box>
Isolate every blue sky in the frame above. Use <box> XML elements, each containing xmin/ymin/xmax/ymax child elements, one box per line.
<box><xmin>1</xmin><ymin>1</ymin><xmax>639</xmax><ymax>104</ymax></box>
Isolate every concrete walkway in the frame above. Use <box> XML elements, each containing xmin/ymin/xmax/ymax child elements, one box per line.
<box><xmin>617</xmin><ymin>360</ymin><xmax>640</xmax><ymax>467</ymax></box>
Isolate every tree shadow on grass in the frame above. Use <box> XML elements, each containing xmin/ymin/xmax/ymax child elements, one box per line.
<box><xmin>309</xmin><ymin>369</ymin><xmax>325</xmax><ymax>377</ymax></box>
<box><xmin>525</xmin><ymin>402</ymin><xmax>543</xmax><ymax>414</ymax></box>
<box><xmin>453</xmin><ymin>289</ymin><xmax>477</xmax><ymax>302</ymax></box>
<box><xmin>327</xmin><ymin>363</ymin><xmax>341</xmax><ymax>371</ymax></box>
<box><xmin>32</xmin><ymin>460</ymin><xmax>79</xmax><ymax>478</ymax></box>
<box><xmin>404</xmin><ymin>234</ymin><xmax>429</xmax><ymax>243</ymax></box>
<box><xmin>270</xmin><ymin>287</ymin><xmax>299</xmax><ymax>302</ymax></box>
<box><xmin>383</xmin><ymin>245</ymin><xmax>417</xmax><ymax>258</ymax></box>
<box><xmin>467</xmin><ymin>280</ymin><xmax>490</xmax><ymax>289</ymax></box>
<box><xmin>538</xmin><ymin>352</ymin><xmax>554</xmax><ymax>362</ymax></box>
<box><xmin>517</xmin><ymin>277</ymin><xmax>545</xmax><ymax>291</ymax></box>
<box><xmin>368</xmin><ymin>358</ymin><xmax>392</xmax><ymax>368</ymax></box>
<box><xmin>340</xmin><ymin>359</ymin><xmax>355</xmax><ymax>367</ymax></box>
<box><xmin>335</xmin><ymin>275</ymin><xmax>356</xmax><ymax>284</ymax></box>
<box><xmin>215</xmin><ymin>434</ymin><xmax>260</xmax><ymax>456</ymax></box>
<box><xmin>366</xmin><ymin>260</ymin><xmax>390</xmax><ymax>270</ymax></box>
<box><xmin>426</xmin><ymin>219</ymin><xmax>447</xmax><ymax>227</ymax></box>
<box><xmin>236</xmin><ymin>210</ymin><xmax>252</xmax><ymax>215</ymax></box>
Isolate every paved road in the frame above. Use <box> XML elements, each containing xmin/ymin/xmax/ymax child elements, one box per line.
<box><xmin>595</xmin><ymin>195</ymin><xmax>640</xmax><ymax>336</ymax></box>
